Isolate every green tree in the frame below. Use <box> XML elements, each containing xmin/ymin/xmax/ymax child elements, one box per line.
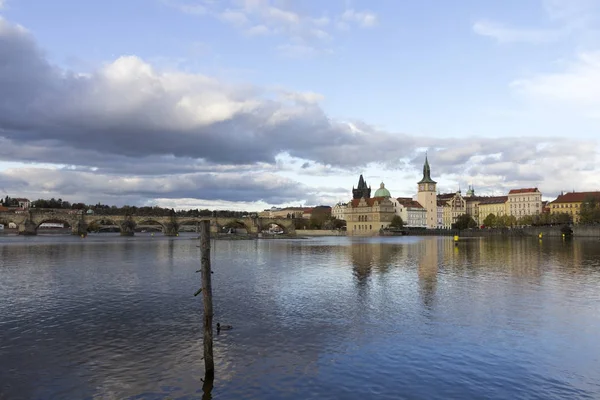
<box><xmin>551</xmin><ymin>212</ymin><xmax>572</xmax><ymax>225</ymax></box>
<box><xmin>580</xmin><ymin>196</ymin><xmax>600</xmax><ymax>224</ymax></box>
<box><xmin>389</xmin><ymin>215</ymin><xmax>404</xmax><ymax>229</ymax></box>
<box><xmin>453</xmin><ymin>214</ymin><xmax>477</xmax><ymax>230</ymax></box>
<box><xmin>518</xmin><ymin>215</ymin><xmax>534</xmax><ymax>226</ymax></box>
<box><xmin>483</xmin><ymin>213</ymin><xmax>496</xmax><ymax>228</ymax></box>
<box><xmin>309</xmin><ymin>206</ymin><xmax>331</xmax><ymax>229</ymax></box>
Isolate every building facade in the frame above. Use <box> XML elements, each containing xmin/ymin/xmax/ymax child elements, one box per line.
<box><xmin>331</xmin><ymin>203</ymin><xmax>348</xmax><ymax>220</ymax></box>
<box><xmin>548</xmin><ymin>191</ymin><xmax>600</xmax><ymax>223</ymax></box>
<box><xmin>507</xmin><ymin>188</ymin><xmax>542</xmax><ymax>218</ymax></box>
<box><xmin>438</xmin><ymin>191</ymin><xmax>467</xmax><ymax>229</ymax></box>
<box><xmin>396</xmin><ymin>197</ymin><xmax>427</xmax><ymax>228</ymax></box>
<box><xmin>477</xmin><ymin>196</ymin><xmax>508</xmax><ymax>226</ymax></box>
<box><xmin>346</xmin><ymin>197</ymin><xmax>395</xmax><ymax>236</ymax></box>
<box><xmin>417</xmin><ymin>155</ymin><xmax>438</xmax><ymax>228</ymax></box>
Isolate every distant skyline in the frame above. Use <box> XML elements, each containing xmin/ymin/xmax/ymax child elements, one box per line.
<box><xmin>1</xmin><ymin>0</ymin><xmax>599</xmax><ymax>211</ymax></box>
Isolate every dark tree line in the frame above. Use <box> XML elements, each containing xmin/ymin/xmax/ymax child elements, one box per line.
<box><xmin>1</xmin><ymin>196</ymin><xmax>23</xmax><ymax>207</ymax></box>
<box><xmin>2</xmin><ymin>196</ymin><xmax>258</xmax><ymax>218</ymax></box>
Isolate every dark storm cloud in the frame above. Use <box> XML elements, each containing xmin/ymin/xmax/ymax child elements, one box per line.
<box><xmin>0</xmin><ymin>17</ymin><xmax>416</xmax><ymax>168</ymax></box>
<box><xmin>0</xmin><ymin>167</ymin><xmax>324</xmax><ymax>205</ymax></box>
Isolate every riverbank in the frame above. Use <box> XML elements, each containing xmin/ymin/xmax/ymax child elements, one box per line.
<box><xmin>402</xmin><ymin>225</ymin><xmax>600</xmax><ymax>238</ymax></box>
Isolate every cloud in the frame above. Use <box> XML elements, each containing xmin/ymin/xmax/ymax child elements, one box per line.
<box><xmin>473</xmin><ymin>0</ymin><xmax>600</xmax><ymax>44</ymax></box>
<box><xmin>0</xmin><ymin>16</ymin><xmax>413</xmax><ymax>169</ymax></box>
<box><xmin>339</xmin><ymin>9</ymin><xmax>378</xmax><ymax>28</ymax></box>
<box><xmin>0</xmin><ymin>167</ymin><xmax>324</xmax><ymax>206</ymax></box>
<box><xmin>472</xmin><ymin>20</ymin><xmax>564</xmax><ymax>44</ymax></box>
<box><xmin>165</xmin><ymin>0</ymin><xmax>376</xmax><ymax>56</ymax></box>
<box><xmin>511</xmin><ymin>51</ymin><xmax>600</xmax><ymax>113</ymax></box>
<box><xmin>0</xmin><ymin>16</ymin><xmax>599</xmax><ymax>207</ymax></box>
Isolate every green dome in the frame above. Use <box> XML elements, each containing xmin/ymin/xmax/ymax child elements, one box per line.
<box><xmin>374</xmin><ymin>182</ymin><xmax>391</xmax><ymax>197</ymax></box>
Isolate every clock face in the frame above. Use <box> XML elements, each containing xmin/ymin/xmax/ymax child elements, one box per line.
<box><xmin>419</xmin><ymin>184</ymin><xmax>424</xmax><ymax>191</ymax></box>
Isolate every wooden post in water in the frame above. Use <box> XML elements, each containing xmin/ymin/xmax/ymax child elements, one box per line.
<box><xmin>200</xmin><ymin>220</ymin><xmax>215</xmax><ymax>378</ymax></box>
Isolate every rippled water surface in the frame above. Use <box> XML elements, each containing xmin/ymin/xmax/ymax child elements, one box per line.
<box><xmin>1</xmin><ymin>234</ymin><xmax>600</xmax><ymax>399</ymax></box>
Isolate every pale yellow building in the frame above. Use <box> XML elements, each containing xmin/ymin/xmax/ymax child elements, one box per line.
<box><xmin>548</xmin><ymin>191</ymin><xmax>600</xmax><ymax>223</ymax></box>
<box><xmin>346</xmin><ymin>196</ymin><xmax>395</xmax><ymax>236</ymax></box>
<box><xmin>507</xmin><ymin>188</ymin><xmax>542</xmax><ymax>218</ymax></box>
<box><xmin>438</xmin><ymin>191</ymin><xmax>466</xmax><ymax>228</ymax></box>
<box><xmin>477</xmin><ymin>196</ymin><xmax>508</xmax><ymax>225</ymax></box>
<box><xmin>259</xmin><ymin>207</ymin><xmax>307</xmax><ymax>219</ymax></box>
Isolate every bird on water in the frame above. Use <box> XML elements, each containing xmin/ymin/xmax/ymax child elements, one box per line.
<box><xmin>217</xmin><ymin>323</ymin><xmax>233</xmax><ymax>332</ymax></box>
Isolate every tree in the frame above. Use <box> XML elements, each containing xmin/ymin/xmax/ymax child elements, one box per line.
<box><xmin>580</xmin><ymin>196</ymin><xmax>600</xmax><ymax>224</ymax></box>
<box><xmin>389</xmin><ymin>215</ymin><xmax>404</xmax><ymax>229</ymax></box>
<box><xmin>453</xmin><ymin>214</ymin><xmax>477</xmax><ymax>230</ymax></box>
<box><xmin>309</xmin><ymin>206</ymin><xmax>331</xmax><ymax>229</ymax></box>
<box><xmin>518</xmin><ymin>215</ymin><xmax>534</xmax><ymax>226</ymax></box>
<box><xmin>483</xmin><ymin>213</ymin><xmax>496</xmax><ymax>228</ymax></box>
<box><xmin>551</xmin><ymin>212</ymin><xmax>572</xmax><ymax>225</ymax></box>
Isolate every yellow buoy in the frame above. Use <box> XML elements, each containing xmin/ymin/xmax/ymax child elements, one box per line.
<box><xmin>454</xmin><ymin>235</ymin><xmax>459</xmax><ymax>242</ymax></box>
<box><xmin>538</xmin><ymin>233</ymin><xmax>543</xmax><ymax>239</ymax></box>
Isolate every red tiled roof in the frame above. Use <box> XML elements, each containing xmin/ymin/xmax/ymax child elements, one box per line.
<box><xmin>550</xmin><ymin>191</ymin><xmax>600</xmax><ymax>204</ymax></box>
<box><xmin>0</xmin><ymin>206</ymin><xmax>9</xmax><ymax>212</ymax></box>
<box><xmin>14</xmin><ymin>198</ymin><xmax>30</xmax><ymax>202</ymax></box>
<box><xmin>396</xmin><ymin>198</ymin><xmax>424</xmax><ymax>208</ymax></box>
<box><xmin>350</xmin><ymin>196</ymin><xmax>389</xmax><ymax>208</ymax></box>
<box><xmin>509</xmin><ymin>188</ymin><xmax>539</xmax><ymax>194</ymax></box>
<box><xmin>478</xmin><ymin>196</ymin><xmax>508</xmax><ymax>205</ymax></box>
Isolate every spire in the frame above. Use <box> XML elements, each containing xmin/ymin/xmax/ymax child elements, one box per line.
<box><xmin>353</xmin><ymin>174</ymin><xmax>371</xmax><ymax>199</ymax></box>
<box><xmin>418</xmin><ymin>153</ymin><xmax>437</xmax><ymax>184</ymax></box>
<box><xmin>357</xmin><ymin>174</ymin><xmax>366</xmax><ymax>189</ymax></box>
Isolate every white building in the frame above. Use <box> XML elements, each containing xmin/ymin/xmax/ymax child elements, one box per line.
<box><xmin>507</xmin><ymin>188</ymin><xmax>543</xmax><ymax>218</ymax></box>
<box><xmin>15</xmin><ymin>198</ymin><xmax>31</xmax><ymax>209</ymax></box>
<box><xmin>395</xmin><ymin>197</ymin><xmax>427</xmax><ymax>228</ymax></box>
<box><xmin>331</xmin><ymin>202</ymin><xmax>348</xmax><ymax>220</ymax></box>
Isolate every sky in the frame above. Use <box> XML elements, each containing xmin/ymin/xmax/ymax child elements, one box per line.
<box><xmin>1</xmin><ymin>0</ymin><xmax>599</xmax><ymax>211</ymax></box>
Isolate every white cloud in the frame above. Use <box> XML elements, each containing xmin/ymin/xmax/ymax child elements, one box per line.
<box><xmin>473</xmin><ymin>0</ymin><xmax>600</xmax><ymax>44</ymax></box>
<box><xmin>340</xmin><ymin>9</ymin><xmax>378</xmax><ymax>28</ymax></box>
<box><xmin>511</xmin><ymin>51</ymin><xmax>600</xmax><ymax>114</ymax></box>
<box><xmin>472</xmin><ymin>20</ymin><xmax>564</xmax><ymax>44</ymax></box>
<box><xmin>245</xmin><ymin>24</ymin><xmax>270</xmax><ymax>36</ymax></box>
<box><xmin>276</xmin><ymin>43</ymin><xmax>320</xmax><ymax>59</ymax></box>
<box><xmin>219</xmin><ymin>9</ymin><xmax>249</xmax><ymax>26</ymax></box>
<box><xmin>165</xmin><ymin>1</ymin><xmax>376</xmax><ymax>57</ymax></box>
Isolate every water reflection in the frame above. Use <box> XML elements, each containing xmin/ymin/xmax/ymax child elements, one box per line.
<box><xmin>1</xmin><ymin>234</ymin><xmax>599</xmax><ymax>399</ymax></box>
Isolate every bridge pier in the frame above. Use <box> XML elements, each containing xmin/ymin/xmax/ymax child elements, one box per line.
<box><xmin>18</xmin><ymin>219</ymin><xmax>37</xmax><ymax>236</ymax></box>
<box><xmin>72</xmin><ymin>220</ymin><xmax>88</xmax><ymax>237</ymax></box>
<box><xmin>120</xmin><ymin>219</ymin><xmax>136</xmax><ymax>236</ymax></box>
<box><xmin>163</xmin><ymin>221</ymin><xmax>179</xmax><ymax>236</ymax></box>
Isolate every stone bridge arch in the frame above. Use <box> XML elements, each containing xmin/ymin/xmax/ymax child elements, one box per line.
<box><xmin>217</xmin><ymin>218</ymin><xmax>253</xmax><ymax>234</ymax></box>
<box><xmin>86</xmin><ymin>217</ymin><xmax>122</xmax><ymax>233</ymax></box>
<box><xmin>259</xmin><ymin>218</ymin><xmax>295</xmax><ymax>234</ymax></box>
<box><xmin>0</xmin><ymin>214</ymin><xmax>22</xmax><ymax>230</ymax></box>
<box><xmin>34</xmin><ymin>217</ymin><xmax>73</xmax><ymax>230</ymax></box>
<box><xmin>135</xmin><ymin>218</ymin><xmax>168</xmax><ymax>232</ymax></box>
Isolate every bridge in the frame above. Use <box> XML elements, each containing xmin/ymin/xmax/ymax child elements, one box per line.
<box><xmin>0</xmin><ymin>209</ymin><xmax>296</xmax><ymax>236</ymax></box>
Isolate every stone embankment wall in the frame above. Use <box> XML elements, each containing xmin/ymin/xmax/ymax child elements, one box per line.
<box><xmin>297</xmin><ymin>230</ymin><xmax>346</xmax><ymax>236</ymax></box>
<box><xmin>458</xmin><ymin>225</ymin><xmax>600</xmax><ymax>238</ymax></box>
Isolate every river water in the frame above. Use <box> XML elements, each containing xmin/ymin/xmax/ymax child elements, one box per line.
<box><xmin>1</xmin><ymin>234</ymin><xmax>599</xmax><ymax>399</ymax></box>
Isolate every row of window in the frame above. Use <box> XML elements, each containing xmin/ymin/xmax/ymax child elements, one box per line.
<box><xmin>509</xmin><ymin>196</ymin><xmax>541</xmax><ymax>202</ymax></box>
<box><xmin>552</xmin><ymin>203</ymin><xmax>579</xmax><ymax>208</ymax></box>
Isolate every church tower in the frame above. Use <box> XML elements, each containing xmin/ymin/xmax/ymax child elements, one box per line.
<box><xmin>417</xmin><ymin>154</ymin><xmax>438</xmax><ymax>229</ymax></box>
<box><xmin>352</xmin><ymin>174</ymin><xmax>371</xmax><ymax>199</ymax></box>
